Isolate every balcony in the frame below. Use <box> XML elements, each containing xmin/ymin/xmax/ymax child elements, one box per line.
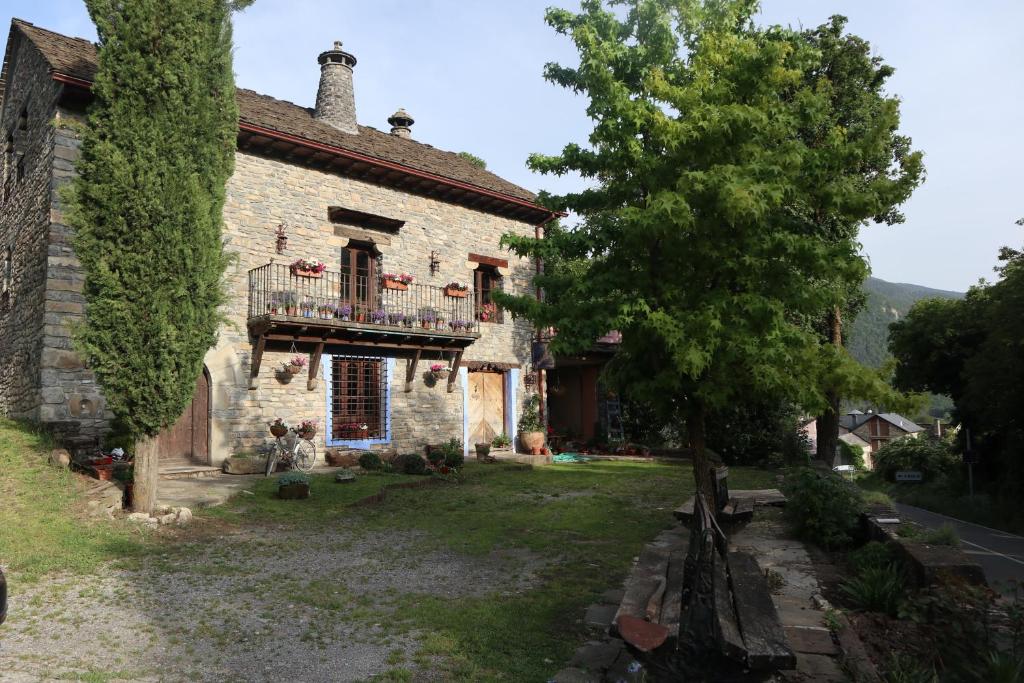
<box><xmin>246</xmin><ymin>263</ymin><xmax>481</xmax><ymax>390</ymax></box>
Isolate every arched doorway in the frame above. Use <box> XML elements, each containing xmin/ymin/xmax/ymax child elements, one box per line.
<box><xmin>156</xmin><ymin>367</ymin><xmax>211</xmax><ymax>467</ymax></box>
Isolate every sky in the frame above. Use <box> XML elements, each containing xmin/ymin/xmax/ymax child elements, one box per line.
<box><xmin>3</xmin><ymin>1</ymin><xmax>1022</xmax><ymax>292</ymax></box>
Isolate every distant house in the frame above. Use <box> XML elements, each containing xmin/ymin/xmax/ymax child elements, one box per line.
<box><xmin>838</xmin><ymin>432</ymin><xmax>872</xmax><ymax>469</ymax></box>
<box><xmin>839</xmin><ymin>411</ymin><xmax>923</xmax><ymax>454</ymax></box>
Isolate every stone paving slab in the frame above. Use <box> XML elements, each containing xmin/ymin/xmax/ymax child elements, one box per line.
<box><xmin>784</xmin><ymin>626</ymin><xmax>839</xmax><ymax>656</ymax></box>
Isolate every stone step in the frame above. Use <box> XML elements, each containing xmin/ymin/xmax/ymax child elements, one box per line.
<box><xmin>159</xmin><ymin>465</ymin><xmax>222</xmax><ymax>480</ymax></box>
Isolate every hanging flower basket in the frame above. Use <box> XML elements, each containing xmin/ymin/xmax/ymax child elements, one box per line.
<box><xmin>285</xmin><ymin>355</ymin><xmax>307</xmax><ymax>375</ymax></box>
<box><xmin>296</xmin><ymin>419</ymin><xmax>317</xmax><ymax>440</ymax></box>
<box><xmin>430</xmin><ymin>363</ymin><xmax>450</xmax><ymax>380</ymax></box>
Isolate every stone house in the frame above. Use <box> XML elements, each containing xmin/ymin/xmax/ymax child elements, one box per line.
<box><xmin>0</xmin><ymin>19</ymin><xmax>557</xmax><ymax>467</ymax></box>
<box><xmin>839</xmin><ymin>410</ymin><xmax>923</xmax><ymax>455</ymax></box>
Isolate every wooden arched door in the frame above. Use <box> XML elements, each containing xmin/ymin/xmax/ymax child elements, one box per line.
<box><xmin>156</xmin><ymin>368</ymin><xmax>211</xmax><ymax>467</ymax></box>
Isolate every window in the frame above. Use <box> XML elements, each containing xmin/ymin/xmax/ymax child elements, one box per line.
<box><xmin>17</xmin><ymin>108</ymin><xmax>28</xmax><ymax>131</ymax></box>
<box><xmin>330</xmin><ymin>356</ymin><xmax>387</xmax><ymax>441</ymax></box>
<box><xmin>339</xmin><ymin>244</ymin><xmax>379</xmax><ymax>317</ymax></box>
<box><xmin>15</xmin><ymin>154</ymin><xmax>24</xmax><ymax>183</ymax></box>
<box><xmin>474</xmin><ymin>264</ymin><xmax>503</xmax><ymax>323</ymax></box>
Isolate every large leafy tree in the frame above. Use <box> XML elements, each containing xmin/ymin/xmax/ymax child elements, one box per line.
<box><xmin>68</xmin><ymin>0</ymin><xmax>250</xmax><ymax>512</ymax></box>
<box><xmin>795</xmin><ymin>16</ymin><xmax>924</xmax><ymax>464</ymax></box>
<box><xmin>501</xmin><ymin>0</ymin><xmax>914</xmax><ymax>498</ymax></box>
<box><xmin>891</xmin><ymin>234</ymin><xmax>1024</xmax><ymax>494</ymax></box>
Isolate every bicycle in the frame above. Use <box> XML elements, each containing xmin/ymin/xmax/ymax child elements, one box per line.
<box><xmin>265</xmin><ymin>428</ymin><xmax>316</xmax><ymax>476</ymax></box>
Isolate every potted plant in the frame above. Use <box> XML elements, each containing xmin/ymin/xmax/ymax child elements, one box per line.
<box><xmin>403</xmin><ymin>315</ymin><xmax>416</xmax><ymax>328</ymax></box>
<box><xmin>491</xmin><ymin>433</ymin><xmax>512</xmax><ymax>449</ymax></box>
<box><xmin>420</xmin><ymin>311</ymin><xmax>436</xmax><ymax>330</ymax></box>
<box><xmin>341</xmin><ymin>423</ymin><xmax>370</xmax><ymax>439</ymax></box>
<box><xmin>339</xmin><ymin>304</ymin><xmax>352</xmax><ymax>321</ymax></box>
<box><xmin>388</xmin><ymin>312</ymin><xmax>405</xmax><ymax>326</ymax></box>
<box><xmin>383</xmin><ymin>273</ymin><xmax>414</xmax><ymax>290</ymax></box>
<box><xmin>282</xmin><ymin>291</ymin><xmax>298</xmax><ymax>316</ymax></box>
<box><xmin>300</xmin><ymin>298</ymin><xmax>315</xmax><ymax>318</ymax></box>
<box><xmin>478</xmin><ymin>302</ymin><xmax>498</xmax><ymax>322</ymax></box>
<box><xmin>518</xmin><ymin>395</ymin><xmax>545</xmax><ymax>454</ymax></box>
<box><xmin>370</xmin><ymin>309</ymin><xmax>386</xmax><ymax>324</ymax></box>
<box><xmin>277</xmin><ymin>472</ymin><xmax>310</xmax><ymax>499</ymax></box>
<box><xmin>475</xmin><ymin>442</ymin><xmax>491</xmax><ymax>458</ymax></box>
<box><xmin>434</xmin><ymin>315</ymin><xmax>446</xmax><ymax>331</ymax></box>
<box><xmin>268</xmin><ymin>417</ymin><xmax>289</xmax><ymax>437</ymax></box>
<box><xmin>290</xmin><ymin>258</ymin><xmax>326</xmax><ymax>278</ymax></box>
<box><xmin>267</xmin><ymin>296</ymin><xmax>281</xmax><ymax>314</ymax></box>
<box><xmin>317</xmin><ymin>303</ymin><xmax>337</xmax><ymax>320</ymax></box>
<box><xmin>285</xmin><ymin>356</ymin><xmax>307</xmax><ymax>375</ymax></box>
<box><xmin>296</xmin><ymin>418</ymin><xmax>317</xmax><ymax>440</ymax></box>
<box><xmin>444</xmin><ymin>281</ymin><xmax>469</xmax><ymax>298</ymax></box>
<box><xmin>430</xmin><ymin>363</ymin><xmax>450</xmax><ymax>380</ymax></box>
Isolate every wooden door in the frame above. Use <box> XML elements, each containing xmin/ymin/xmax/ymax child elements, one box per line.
<box><xmin>156</xmin><ymin>369</ymin><xmax>210</xmax><ymax>466</ymax></box>
<box><xmin>468</xmin><ymin>371</ymin><xmax>505</xmax><ymax>446</ymax></box>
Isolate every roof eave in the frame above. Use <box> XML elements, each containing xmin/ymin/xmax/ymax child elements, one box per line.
<box><xmin>49</xmin><ymin>71</ymin><xmax>559</xmax><ymax>224</ymax></box>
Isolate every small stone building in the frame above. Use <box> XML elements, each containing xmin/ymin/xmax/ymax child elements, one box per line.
<box><xmin>0</xmin><ymin>19</ymin><xmax>556</xmax><ymax>466</ymax></box>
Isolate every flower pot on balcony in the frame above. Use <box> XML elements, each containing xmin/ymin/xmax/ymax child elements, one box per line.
<box><xmin>291</xmin><ymin>267</ymin><xmax>322</xmax><ymax>278</ymax></box>
<box><xmin>285</xmin><ymin>306</ymin><xmax>298</xmax><ymax>316</ymax></box>
<box><xmin>422</xmin><ymin>321</ymin><xmax>432</xmax><ymax>330</ymax></box>
<box><xmin>444</xmin><ymin>286</ymin><xmax>468</xmax><ymax>298</ymax></box>
<box><xmin>383</xmin><ymin>278</ymin><xmax>408</xmax><ymax>291</ymax></box>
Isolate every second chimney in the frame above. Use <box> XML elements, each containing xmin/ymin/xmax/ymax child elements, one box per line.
<box><xmin>388</xmin><ymin>108</ymin><xmax>414</xmax><ymax>138</ymax></box>
<box><xmin>314</xmin><ymin>41</ymin><xmax>358</xmax><ymax>134</ymax></box>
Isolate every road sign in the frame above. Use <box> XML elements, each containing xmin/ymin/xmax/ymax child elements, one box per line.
<box><xmin>895</xmin><ymin>471</ymin><xmax>923</xmax><ymax>482</ymax></box>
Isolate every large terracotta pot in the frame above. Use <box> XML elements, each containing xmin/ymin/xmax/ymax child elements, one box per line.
<box><xmin>519</xmin><ymin>431</ymin><xmax>545</xmax><ymax>451</ymax></box>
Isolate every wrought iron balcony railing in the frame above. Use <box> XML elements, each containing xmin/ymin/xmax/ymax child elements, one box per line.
<box><xmin>247</xmin><ymin>263</ymin><xmax>480</xmax><ymax>337</ymax></box>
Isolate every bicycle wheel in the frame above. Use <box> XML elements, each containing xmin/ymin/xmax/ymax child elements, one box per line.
<box><xmin>265</xmin><ymin>445</ymin><xmax>279</xmax><ymax>477</ymax></box>
<box><xmin>294</xmin><ymin>439</ymin><xmax>316</xmax><ymax>472</ymax></box>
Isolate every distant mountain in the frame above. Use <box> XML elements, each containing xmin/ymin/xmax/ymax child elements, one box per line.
<box><xmin>846</xmin><ymin>277</ymin><xmax>964</xmax><ymax>369</ymax></box>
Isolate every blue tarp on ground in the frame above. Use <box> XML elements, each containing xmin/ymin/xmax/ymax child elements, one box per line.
<box><xmin>552</xmin><ymin>453</ymin><xmax>592</xmax><ymax>463</ymax></box>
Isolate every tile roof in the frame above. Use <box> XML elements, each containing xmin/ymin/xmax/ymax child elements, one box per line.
<box><xmin>6</xmin><ymin>19</ymin><xmax>540</xmax><ymax>206</ymax></box>
<box><xmin>840</xmin><ymin>411</ymin><xmax>924</xmax><ymax>434</ymax></box>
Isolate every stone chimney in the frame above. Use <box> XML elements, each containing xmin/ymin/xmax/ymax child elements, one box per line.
<box><xmin>314</xmin><ymin>41</ymin><xmax>358</xmax><ymax>134</ymax></box>
<box><xmin>387</xmin><ymin>108</ymin><xmax>414</xmax><ymax>138</ymax></box>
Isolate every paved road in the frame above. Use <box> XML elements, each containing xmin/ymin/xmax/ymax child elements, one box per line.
<box><xmin>895</xmin><ymin>502</ymin><xmax>1024</xmax><ymax>592</ymax></box>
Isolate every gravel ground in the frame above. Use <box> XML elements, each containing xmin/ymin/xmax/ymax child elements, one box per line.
<box><xmin>1</xmin><ymin>526</ymin><xmax>548</xmax><ymax>682</ymax></box>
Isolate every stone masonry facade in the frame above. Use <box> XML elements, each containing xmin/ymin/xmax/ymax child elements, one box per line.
<box><xmin>0</xmin><ymin>22</ymin><xmax>542</xmax><ymax>461</ymax></box>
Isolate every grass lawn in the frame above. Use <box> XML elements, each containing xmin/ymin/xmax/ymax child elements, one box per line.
<box><xmin>0</xmin><ymin>418</ymin><xmax>149</xmax><ymax>581</ymax></box>
<box><xmin>857</xmin><ymin>472</ymin><xmax>1024</xmax><ymax>535</ymax></box>
<box><xmin>2</xmin><ymin>416</ymin><xmax>779</xmax><ymax>680</ymax></box>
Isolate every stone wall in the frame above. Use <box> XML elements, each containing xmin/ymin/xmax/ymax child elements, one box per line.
<box><xmin>0</xmin><ymin>36</ymin><xmax>538</xmax><ymax>459</ymax></box>
<box><xmin>0</xmin><ymin>36</ymin><xmax>59</xmax><ymax>424</ymax></box>
<box><xmin>211</xmin><ymin>150</ymin><xmax>537</xmax><ymax>460</ymax></box>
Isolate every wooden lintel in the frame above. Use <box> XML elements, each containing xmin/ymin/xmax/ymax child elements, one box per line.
<box><xmin>307</xmin><ymin>342</ymin><xmax>324</xmax><ymax>391</ymax></box>
<box><xmin>405</xmin><ymin>349</ymin><xmax>421</xmax><ymax>393</ymax></box>
<box><xmin>447</xmin><ymin>350</ymin><xmax>463</xmax><ymax>393</ymax></box>
<box><xmin>249</xmin><ymin>334</ymin><xmax>266</xmax><ymax>390</ymax></box>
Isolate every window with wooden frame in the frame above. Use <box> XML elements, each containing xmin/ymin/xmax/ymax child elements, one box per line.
<box><xmin>474</xmin><ymin>264</ymin><xmax>503</xmax><ymax>323</ymax></box>
<box><xmin>339</xmin><ymin>244</ymin><xmax>380</xmax><ymax>319</ymax></box>
<box><xmin>330</xmin><ymin>356</ymin><xmax>388</xmax><ymax>441</ymax></box>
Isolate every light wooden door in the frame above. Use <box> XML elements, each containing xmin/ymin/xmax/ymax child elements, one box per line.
<box><xmin>468</xmin><ymin>371</ymin><xmax>505</xmax><ymax>446</ymax></box>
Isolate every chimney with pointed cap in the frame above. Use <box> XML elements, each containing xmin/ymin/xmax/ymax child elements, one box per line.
<box><xmin>388</xmin><ymin>108</ymin><xmax>414</xmax><ymax>138</ymax></box>
<box><xmin>314</xmin><ymin>41</ymin><xmax>358</xmax><ymax>134</ymax></box>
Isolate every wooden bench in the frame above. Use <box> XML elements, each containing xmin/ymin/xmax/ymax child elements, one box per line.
<box><xmin>674</xmin><ymin>466</ymin><xmax>756</xmax><ymax>526</ymax></box>
<box><xmin>616</xmin><ymin>492</ymin><xmax>794</xmax><ymax>672</ymax></box>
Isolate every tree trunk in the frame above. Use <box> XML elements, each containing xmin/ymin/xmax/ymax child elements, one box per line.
<box><xmin>815</xmin><ymin>306</ymin><xmax>843</xmax><ymax>465</ymax></box>
<box><xmin>687</xmin><ymin>399</ymin><xmax>711</xmax><ymax>496</ymax></box>
<box><xmin>132</xmin><ymin>434</ymin><xmax>160</xmax><ymax>514</ymax></box>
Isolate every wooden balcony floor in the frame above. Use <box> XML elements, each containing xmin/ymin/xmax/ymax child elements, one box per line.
<box><xmin>248</xmin><ymin>313</ymin><xmax>480</xmax><ymax>352</ymax></box>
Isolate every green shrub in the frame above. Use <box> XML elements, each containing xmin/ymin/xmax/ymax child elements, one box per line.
<box><xmin>918</xmin><ymin>523</ymin><xmax>959</xmax><ymax>547</ymax></box>
<box><xmin>392</xmin><ymin>453</ymin><xmax>428</xmax><ymax>475</ymax></box>
<box><xmin>439</xmin><ymin>438</ymin><xmax>464</xmax><ymax>469</ymax></box>
<box><xmin>840</xmin><ymin>563</ymin><xmax>905</xmax><ymax>616</ymax></box>
<box><xmin>426</xmin><ymin>448</ymin><xmax>445</xmax><ymax>466</ymax></box>
<box><xmin>783</xmin><ymin>467</ymin><xmax>863</xmax><ymax>549</ymax></box>
<box><xmin>839</xmin><ymin>439</ymin><xmax>866</xmax><ymax>470</ymax></box>
<box><xmin>874</xmin><ymin>437</ymin><xmax>957</xmax><ymax>482</ymax></box>
<box><xmin>862</xmin><ymin>490</ymin><xmax>894</xmax><ymax>508</ymax></box>
<box><xmin>358</xmin><ymin>452</ymin><xmax>383</xmax><ymax>471</ymax></box>
<box><xmin>848</xmin><ymin>541</ymin><xmax>896</xmax><ymax>574</ymax></box>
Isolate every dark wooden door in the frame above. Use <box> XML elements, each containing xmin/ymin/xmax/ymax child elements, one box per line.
<box><xmin>157</xmin><ymin>369</ymin><xmax>210</xmax><ymax>466</ymax></box>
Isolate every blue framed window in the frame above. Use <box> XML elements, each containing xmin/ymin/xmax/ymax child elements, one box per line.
<box><xmin>324</xmin><ymin>355</ymin><xmax>393</xmax><ymax>448</ymax></box>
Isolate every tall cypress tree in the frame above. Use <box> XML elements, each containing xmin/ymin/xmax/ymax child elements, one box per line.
<box><xmin>68</xmin><ymin>0</ymin><xmax>248</xmax><ymax>512</ymax></box>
